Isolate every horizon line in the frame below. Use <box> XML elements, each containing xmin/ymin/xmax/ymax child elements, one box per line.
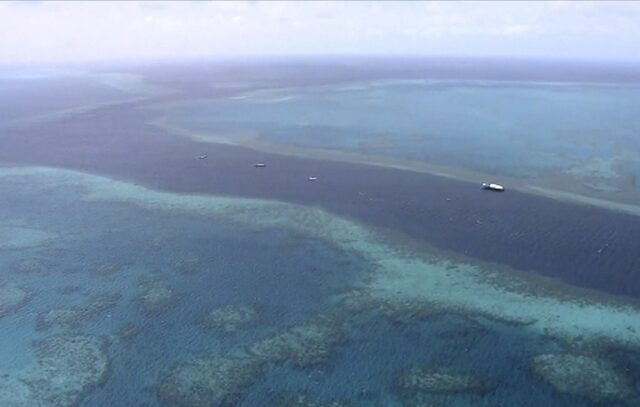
<box><xmin>3</xmin><ymin>53</ymin><xmax>640</xmax><ymax>71</ymax></box>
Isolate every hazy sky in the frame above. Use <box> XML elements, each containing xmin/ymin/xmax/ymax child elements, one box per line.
<box><xmin>2</xmin><ymin>1</ymin><xmax>640</xmax><ymax>65</ymax></box>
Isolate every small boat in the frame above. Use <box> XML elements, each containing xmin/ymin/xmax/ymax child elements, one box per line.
<box><xmin>482</xmin><ymin>182</ymin><xmax>505</xmax><ymax>192</ymax></box>
<box><xmin>308</xmin><ymin>176</ymin><xmax>318</xmax><ymax>181</ymax></box>
<box><xmin>197</xmin><ymin>154</ymin><xmax>208</xmax><ymax>160</ymax></box>
<box><xmin>254</xmin><ymin>162</ymin><xmax>266</xmax><ymax>168</ymax></box>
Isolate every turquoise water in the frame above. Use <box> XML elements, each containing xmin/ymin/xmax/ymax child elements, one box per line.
<box><xmin>3</xmin><ymin>169</ymin><xmax>636</xmax><ymax>407</ymax></box>
<box><xmin>2</xmin><ymin>62</ymin><xmax>640</xmax><ymax>406</ymax></box>
<box><xmin>0</xmin><ymin>173</ymin><xmax>364</xmax><ymax>405</ymax></box>
<box><xmin>169</xmin><ymin>80</ymin><xmax>640</xmax><ymax>191</ymax></box>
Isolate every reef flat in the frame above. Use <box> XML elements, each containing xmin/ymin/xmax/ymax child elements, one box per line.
<box><xmin>158</xmin><ymin>313</ymin><xmax>345</xmax><ymax>407</ymax></box>
<box><xmin>0</xmin><ymin>225</ymin><xmax>56</xmax><ymax>250</ymax></box>
<box><xmin>396</xmin><ymin>367</ymin><xmax>486</xmax><ymax>394</ymax></box>
<box><xmin>139</xmin><ymin>285</ymin><xmax>177</xmax><ymax>315</ymax></box>
<box><xmin>158</xmin><ymin>356</ymin><xmax>261</xmax><ymax>407</ymax></box>
<box><xmin>0</xmin><ymin>284</ymin><xmax>30</xmax><ymax>318</ymax></box>
<box><xmin>3</xmin><ymin>166</ymin><xmax>640</xmax><ymax>354</ymax></box>
<box><xmin>275</xmin><ymin>393</ymin><xmax>349</xmax><ymax>407</ymax></box>
<box><xmin>153</xmin><ymin>79</ymin><xmax>640</xmax><ymax>217</ymax></box>
<box><xmin>5</xmin><ymin>92</ymin><xmax>640</xmax><ymax>299</ymax></box>
<box><xmin>3</xmin><ymin>59</ymin><xmax>640</xmax><ymax>407</ymax></box>
<box><xmin>0</xmin><ymin>335</ymin><xmax>109</xmax><ymax>407</ymax></box>
<box><xmin>37</xmin><ymin>293</ymin><xmax>121</xmax><ymax>331</ymax></box>
<box><xmin>203</xmin><ymin>305</ymin><xmax>258</xmax><ymax>334</ymax></box>
<box><xmin>531</xmin><ymin>353</ymin><xmax>636</xmax><ymax>403</ymax></box>
<box><xmin>154</xmin><ymin>107</ymin><xmax>640</xmax><ymax>219</ymax></box>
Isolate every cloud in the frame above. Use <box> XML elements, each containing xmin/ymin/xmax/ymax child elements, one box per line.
<box><xmin>0</xmin><ymin>1</ymin><xmax>639</xmax><ymax>65</ymax></box>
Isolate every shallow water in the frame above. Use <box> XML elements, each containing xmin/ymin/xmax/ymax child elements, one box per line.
<box><xmin>0</xmin><ymin>174</ymin><xmax>365</xmax><ymax>406</ymax></box>
<box><xmin>168</xmin><ymin>80</ymin><xmax>640</xmax><ymax>198</ymax></box>
<box><xmin>2</xmin><ymin>61</ymin><xmax>640</xmax><ymax>406</ymax></box>
<box><xmin>0</xmin><ymin>167</ymin><xmax>638</xmax><ymax>406</ymax></box>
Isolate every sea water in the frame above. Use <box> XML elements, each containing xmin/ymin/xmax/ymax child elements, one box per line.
<box><xmin>167</xmin><ymin>80</ymin><xmax>640</xmax><ymax>195</ymax></box>
<box><xmin>0</xmin><ymin>168</ymin><xmax>638</xmax><ymax>407</ymax></box>
<box><xmin>0</xmin><ymin>174</ymin><xmax>366</xmax><ymax>405</ymax></box>
<box><xmin>2</xmin><ymin>62</ymin><xmax>640</xmax><ymax>407</ymax></box>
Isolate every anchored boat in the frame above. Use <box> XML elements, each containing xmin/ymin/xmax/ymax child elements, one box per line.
<box><xmin>482</xmin><ymin>182</ymin><xmax>505</xmax><ymax>192</ymax></box>
<box><xmin>254</xmin><ymin>162</ymin><xmax>266</xmax><ymax>168</ymax></box>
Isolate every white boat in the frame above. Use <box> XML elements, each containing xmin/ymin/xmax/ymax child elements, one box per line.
<box><xmin>197</xmin><ymin>154</ymin><xmax>208</xmax><ymax>159</ymax></box>
<box><xmin>308</xmin><ymin>176</ymin><xmax>318</xmax><ymax>181</ymax></box>
<box><xmin>254</xmin><ymin>162</ymin><xmax>266</xmax><ymax>168</ymax></box>
<box><xmin>482</xmin><ymin>182</ymin><xmax>505</xmax><ymax>192</ymax></box>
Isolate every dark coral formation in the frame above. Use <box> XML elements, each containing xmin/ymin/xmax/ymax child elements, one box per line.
<box><xmin>116</xmin><ymin>322</ymin><xmax>144</xmax><ymax>343</ymax></box>
<box><xmin>58</xmin><ymin>285</ymin><xmax>84</xmax><ymax>295</ymax></box>
<box><xmin>139</xmin><ymin>285</ymin><xmax>177</xmax><ymax>314</ymax></box>
<box><xmin>13</xmin><ymin>257</ymin><xmax>48</xmax><ymax>274</ymax></box>
<box><xmin>203</xmin><ymin>305</ymin><xmax>258</xmax><ymax>334</ymax></box>
<box><xmin>174</xmin><ymin>256</ymin><xmax>202</xmax><ymax>275</ymax></box>
<box><xmin>93</xmin><ymin>263</ymin><xmax>129</xmax><ymax>277</ymax></box>
<box><xmin>37</xmin><ymin>293</ymin><xmax>121</xmax><ymax>330</ymax></box>
<box><xmin>337</xmin><ymin>289</ymin><xmax>441</xmax><ymax>321</ymax></box>
<box><xmin>0</xmin><ymin>284</ymin><xmax>31</xmax><ymax>318</ymax></box>
<box><xmin>157</xmin><ymin>357</ymin><xmax>263</xmax><ymax>407</ymax></box>
<box><xmin>0</xmin><ymin>335</ymin><xmax>110</xmax><ymax>407</ymax></box>
<box><xmin>531</xmin><ymin>353</ymin><xmax>636</xmax><ymax>403</ymax></box>
<box><xmin>27</xmin><ymin>336</ymin><xmax>110</xmax><ymax>405</ymax></box>
<box><xmin>247</xmin><ymin>314</ymin><xmax>345</xmax><ymax>368</ymax></box>
<box><xmin>157</xmin><ymin>314</ymin><xmax>346</xmax><ymax>407</ymax></box>
<box><xmin>396</xmin><ymin>367</ymin><xmax>486</xmax><ymax>394</ymax></box>
<box><xmin>275</xmin><ymin>393</ymin><xmax>349</xmax><ymax>407</ymax></box>
<box><xmin>399</xmin><ymin>401</ymin><xmax>443</xmax><ymax>407</ymax></box>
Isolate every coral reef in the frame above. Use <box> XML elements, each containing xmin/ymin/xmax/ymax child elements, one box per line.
<box><xmin>531</xmin><ymin>353</ymin><xmax>636</xmax><ymax>403</ymax></box>
<box><xmin>0</xmin><ymin>375</ymin><xmax>33</xmax><ymax>407</ymax></box>
<box><xmin>116</xmin><ymin>322</ymin><xmax>144</xmax><ymax>343</ymax></box>
<box><xmin>157</xmin><ymin>314</ymin><xmax>346</xmax><ymax>406</ymax></box>
<box><xmin>0</xmin><ymin>284</ymin><xmax>30</xmax><ymax>318</ymax></box>
<box><xmin>93</xmin><ymin>263</ymin><xmax>128</xmax><ymax>277</ymax></box>
<box><xmin>26</xmin><ymin>336</ymin><xmax>110</xmax><ymax>406</ymax></box>
<box><xmin>248</xmin><ymin>314</ymin><xmax>345</xmax><ymax>368</ymax></box>
<box><xmin>157</xmin><ymin>357</ymin><xmax>263</xmax><ymax>407</ymax></box>
<box><xmin>10</xmin><ymin>166</ymin><xmax>640</xmax><ymax>353</ymax></box>
<box><xmin>396</xmin><ymin>367</ymin><xmax>486</xmax><ymax>394</ymax></box>
<box><xmin>399</xmin><ymin>401</ymin><xmax>442</xmax><ymax>407</ymax></box>
<box><xmin>0</xmin><ymin>335</ymin><xmax>109</xmax><ymax>407</ymax></box>
<box><xmin>139</xmin><ymin>285</ymin><xmax>177</xmax><ymax>314</ymax></box>
<box><xmin>37</xmin><ymin>293</ymin><xmax>120</xmax><ymax>330</ymax></box>
<box><xmin>13</xmin><ymin>257</ymin><xmax>48</xmax><ymax>274</ymax></box>
<box><xmin>58</xmin><ymin>285</ymin><xmax>83</xmax><ymax>295</ymax></box>
<box><xmin>174</xmin><ymin>256</ymin><xmax>202</xmax><ymax>275</ymax></box>
<box><xmin>337</xmin><ymin>289</ymin><xmax>441</xmax><ymax>321</ymax></box>
<box><xmin>275</xmin><ymin>393</ymin><xmax>349</xmax><ymax>407</ymax></box>
<box><xmin>203</xmin><ymin>305</ymin><xmax>258</xmax><ymax>334</ymax></box>
<box><xmin>0</xmin><ymin>225</ymin><xmax>56</xmax><ymax>249</ymax></box>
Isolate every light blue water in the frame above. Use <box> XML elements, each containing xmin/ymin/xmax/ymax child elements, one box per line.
<box><xmin>1</xmin><ymin>172</ymin><xmax>630</xmax><ymax>406</ymax></box>
<box><xmin>169</xmin><ymin>81</ymin><xmax>640</xmax><ymax>190</ymax></box>
<box><xmin>3</xmin><ymin>66</ymin><xmax>640</xmax><ymax>406</ymax></box>
<box><xmin>0</xmin><ymin>177</ymin><xmax>364</xmax><ymax>405</ymax></box>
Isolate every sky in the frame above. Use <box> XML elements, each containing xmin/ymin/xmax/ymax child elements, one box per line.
<box><xmin>1</xmin><ymin>1</ymin><xmax>640</xmax><ymax>65</ymax></box>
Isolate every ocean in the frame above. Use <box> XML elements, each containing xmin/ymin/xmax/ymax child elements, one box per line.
<box><xmin>1</xmin><ymin>57</ymin><xmax>640</xmax><ymax>406</ymax></box>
